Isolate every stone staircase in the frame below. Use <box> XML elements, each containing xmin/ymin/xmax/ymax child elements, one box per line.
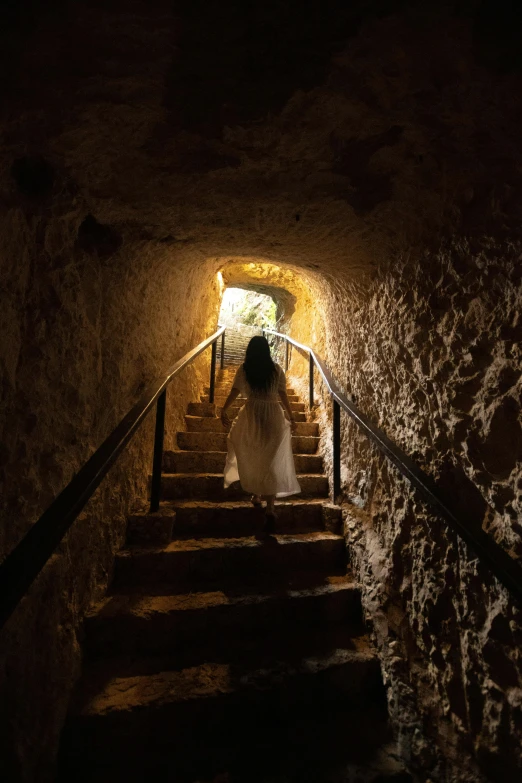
<box><xmin>58</xmin><ymin>367</ymin><xmax>408</xmax><ymax>783</ymax></box>
<box><xmin>217</xmin><ymin>326</ymin><xmax>260</xmax><ymax>364</ymax></box>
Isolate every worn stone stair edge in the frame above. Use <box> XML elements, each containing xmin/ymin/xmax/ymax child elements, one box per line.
<box><xmin>156</xmin><ymin>472</ymin><xmax>329</xmax><ymax>491</ymax></box>
<box><xmin>83</xmin><ymin>580</ymin><xmax>364</xmax><ymax>655</ymax></box>
<box><xmin>176</xmin><ymin>431</ymin><xmax>320</xmax><ymax>453</ymax></box>
<box><xmin>157</xmin><ymin>472</ymin><xmax>329</xmax><ymax>501</ymax></box>
<box><xmin>75</xmin><ymin>646</ymin><xmax>380</xmax><ymax>718</ymax></box>
<box><xmin>121</xmin><ymin>530</ymin><xmax>344</xmax><ymax>554</ymax></box>
<box><xmin>159</xmin><ymin>471</ymin><xmax>327</xmax><ymax>479</ymax></box>
<box><xmin>162</xmin><ymin>450</ymin><xmax>323</xmax><ymax>474</ymax></box>
<box><xmin>89</xmin><ymin>576</ymin><xmax>359</xmax><ymax>620</ymax></box>
<box><xmin>184</xmin><ymin>415</ymin><xmax>319</xmax><ymax>435</ymax></box>
<box><xmin>201</xmin><ymin>395</ymin><xmax>302</xmax><ymax>405</ymax></box>
<box><xmin>129</xmin><ymin>498</ymin><xmax>327</xmax><ymax>526</ymax></box>
<box><xmin>131</xmin><ymin>497</ymin><xmax>333</xmax><ymax>513</ymax></box>
<box><xmin>190</xmin><ymin>401</ymin><xmax>306</xmax><ymax>410</ymax></box>
<box><xmin>177</xmin><ymin>431</ymin><xmax>317</xmax><ymax>440</ymax></box>
<box><xmin>132</xmin><ymin>499</ymin><xmax>338</xmax><ymax>518</ymax></box>
<box><xmin>187</xmin><ymin>403</ymin><xmax>308</xmax><ymax>421</ymax></box>
<box><xmin>113</xmin><ymin>532</ymin><xmax>346</xmax><ymax>589</ymax></box>
<box><xmin>85</xmin><ymin>612</ymin><xmax>366</xmax><ymax>667</ymax></box>
<box><xmin>163</xmin><ymin>449</ymin><xmax>321</xmax><ymax>459</ymax></box>
<box><xmin>204</xmin><ymin>387</ymin><xmax>297</xmax><ymax>396</ymax></box>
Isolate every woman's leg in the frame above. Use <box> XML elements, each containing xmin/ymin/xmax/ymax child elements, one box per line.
<box><xmin>261</xmin><ymin>494</ymin><xmax>277</xmax><ymax>535</ymax></box>
<box><xmin>263</xmin><ymin>495</ymin><xmax>276</xmax><ymax>513</ymax></box>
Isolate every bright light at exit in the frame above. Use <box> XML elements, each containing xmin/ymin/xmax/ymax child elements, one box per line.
<box><xmin>219</xmin><ymin>287</ymin><xmax>276</xmax><ymax>329</ymax></box>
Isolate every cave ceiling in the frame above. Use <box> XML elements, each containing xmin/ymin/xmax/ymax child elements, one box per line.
<box><xmin>2</xmin><ymin>0</ymin><xmax>522</xmax><ymax>280</ymax></box>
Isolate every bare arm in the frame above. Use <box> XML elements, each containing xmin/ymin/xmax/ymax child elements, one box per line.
<box><xmin>220</xmin><ymin>386</ymin><xmax>241</xmax><ymax>428</ymax></box>
<box><xmin>279</xmin><ymin>388</ymin><xmax>297</xmax><ymax>434</ymax></box>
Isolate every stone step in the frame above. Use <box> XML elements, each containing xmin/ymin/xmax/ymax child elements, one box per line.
<box><xmin>218</xmin><ymin>335</ymin><xmax>247</xmax><ymax>340</ymax></box>
<box><xmin>60</xmin><ymin>721</ymin><xmax>405</xmax><ymax>783</ymax></box>
<box><xmin>114</xmin><ymin>532</ymin><xmax>345</xmax><ymax>589</ymax></box>
<box><xmin>187</xmin><ymin>401</ymin><xmax>306</xmax><ymax>417</ymax></box>
<box><xmin>127</xmin><ymin>500</ymin><xmax>342</xmax><ymax>545</ymax></box>
<box><xmin>217</xmin><ymin>345</ymin><xmax>250</xmax><ymax>351</ymax></box>
<box><xmin>163</xmin><ymin>449</ymin><xmax>323</xmax><ymax>474</ymax></box>
<box><xmin>204</xmin><ymin>385</ymin><xmax>297</xmax><ymax>396</ymax></box>
<box><xmin>171</xmin><ymin>499</ymin><xmax>342</xmax><ymax>535</ymax></box>
<box><xmin>202</xmin><ymin>392</ymin><xmax>300</xmax><ymax>403</ymax></box>
<box><xmin>218</xmin><ymin>337</ymin><xmax>253</xmax><ymax>344</ymax></box>
<box><xmin>82</xmin><ymin>623</ymin><xmax>366</xmax><ymax>676</ymax></box>
<box><xmin>84</xmin><ymin>576</ymin><xmax>361</xmax><ymax>658</ymax></box>
<box><xmin>158</xmin><ymin>472</ymin><xmax>329</xmax><ymax>500</ymax></box>
<box><xmin>184</xmin><ymin>415</ymin><xmax>319</xmax><ymax>436</ymax></box>
<box><xmin>217</xmin><ymin>339</ymin><xmax>252</xmax><ymax>345</ymax></box>
<box><xmin>176</xmin><ymin>430</ymin><xmax>319</xmax><ymax>453</ymax></box>
<box><xmin>65</xmin><ymin>647</ymin><xmax>383</xmax><ymax>764</ymax></box>
<box><xmin>217</xmin><ymin>353</ymin><xmax>245</xmax><ymax>361</ymax></box>
<box><xmin>217</xmin><ymin>340</ymin><xmax>251</xmax><ymax>345</ymax></box>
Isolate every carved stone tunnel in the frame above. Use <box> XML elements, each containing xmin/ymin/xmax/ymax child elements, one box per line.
<box><xmin>1</xmin><ymin>1</ymin><xmax>522</xmax><ymax>781</ymax></box>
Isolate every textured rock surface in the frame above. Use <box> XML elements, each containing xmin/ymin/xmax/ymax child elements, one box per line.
<box><xmin>317</xmin><ymin>247</ymin><xmax>522</xmax><ymax>782</ymax></box>
<box><xmin>0</xmin><ymin>219</ymin><xmax>219</xmax><ymax>780</ymax></box>
<box><xmin>1</xmin><ymin>0</ymin><xmax>522</xmax><ymax>780</ymax></box>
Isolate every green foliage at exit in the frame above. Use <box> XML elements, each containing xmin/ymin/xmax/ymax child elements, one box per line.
<box><xmin>220</xmin><ymin>289</ymin><xmax>277</xmax><ymax>329</ymax></box>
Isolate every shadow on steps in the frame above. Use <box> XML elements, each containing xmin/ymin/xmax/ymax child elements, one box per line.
<box><xmin>58</xmin><ymin>697</ymin><xmax>403</xmax><ymax>783</ymax></box>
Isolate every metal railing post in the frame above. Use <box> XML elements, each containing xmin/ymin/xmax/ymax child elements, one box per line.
<box><xmin>309</xmin><ymin>354</ymin><xmax>314</xmax><ymax>409</ymax></box>
<box><xmin>220</xmin><ymin>331</ymin><xmax>225</xmax><ymax>369</ymax></box>
<box><xmin>150</xmin><ymin>389</ymin><xmax>166</xmax><ymax>512</ymax></box>
<box><xmin>285</xmin><ymin>340</ymin><xmax>289</xmax><ymax>372</ymax></box>
<box><xmin>209</xmin><ymin>339</ymin><xmax>217</xmax><ymax>403</ymax></box>
<box><xmin>332</xmin><ymin>398</ymin><xmax>341</xmax><ymax>501</ymax></box>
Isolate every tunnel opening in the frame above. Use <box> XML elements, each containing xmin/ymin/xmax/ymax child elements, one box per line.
<box><xmin>212</xmin><ymin>258</ymin><xmax>327</xmax><ymax>377</ymax></box>
<box><xmin>218</xmin><ymin>286</ymin><xmax>277</xmax><ymax>331</ymax></box>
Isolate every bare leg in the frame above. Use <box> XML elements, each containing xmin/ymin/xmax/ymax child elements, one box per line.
<box><xmin>263</xmin><ymin>494</ymin><xmax>276</xmax><ymax>514</ymax></box>
<box><xmin>261</xmin><ymin>494</ymin><xmax>277</xmax><ymax>535</ymax></box>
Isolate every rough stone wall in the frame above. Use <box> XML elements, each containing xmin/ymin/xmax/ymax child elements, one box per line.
<box><xmin>312</xmin><ymin>243</ymin><xmax>522</xmax><ymax>782</ymax></box>
<box><xmin>0</xmin><ymin>192</ymin><xmax>221</xmax><ymax>781</ymax></box>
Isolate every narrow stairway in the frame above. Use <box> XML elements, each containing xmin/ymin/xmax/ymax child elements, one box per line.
<box><xmin>217</xmin><ymin>326</ymin><xmax>260</xmax><ymax>365</ymax></box>
<box><xmin>59</xmin><ymin>366</ymin><xmax>407</xmax><ymax>782</ymax></box>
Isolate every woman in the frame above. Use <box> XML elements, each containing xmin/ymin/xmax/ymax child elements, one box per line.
<box><xmin>221</xmin><ymin>336</ymin><xmax>301</xmax><ymax>531</ymax></box>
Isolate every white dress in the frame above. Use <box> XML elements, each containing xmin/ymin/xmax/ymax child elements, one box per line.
<box><xmin>223</xmin><ymin>363</ymin><xmax>301</xmax><ymax>498</ymax></box>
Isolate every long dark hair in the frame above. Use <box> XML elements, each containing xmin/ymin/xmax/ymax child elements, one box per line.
<box><xmin>243</xmin><ymin>336</ymin><xmax>277</xmax><ymax>392</ymax></box>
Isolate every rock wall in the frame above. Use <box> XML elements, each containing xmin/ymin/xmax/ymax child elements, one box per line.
<box><xmin>0</xmin><ymin>188</ymin><xmax>221</xmax><ymax>780</ymax></box>
<box><xmin>305</xmin><ymin>242</ymin><xmax>522</xmax><ymax>782</ymax></box>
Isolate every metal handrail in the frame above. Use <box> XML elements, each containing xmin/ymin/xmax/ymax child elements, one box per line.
<box><xmin>263</xmin><ymin>328</ymin><xmax>522</xmax><ymax>605</ymax></box>
<box><xmin>0</xmin><ymin>326</ymin><xmax>226</xmax><ymax>631</ymax></box>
